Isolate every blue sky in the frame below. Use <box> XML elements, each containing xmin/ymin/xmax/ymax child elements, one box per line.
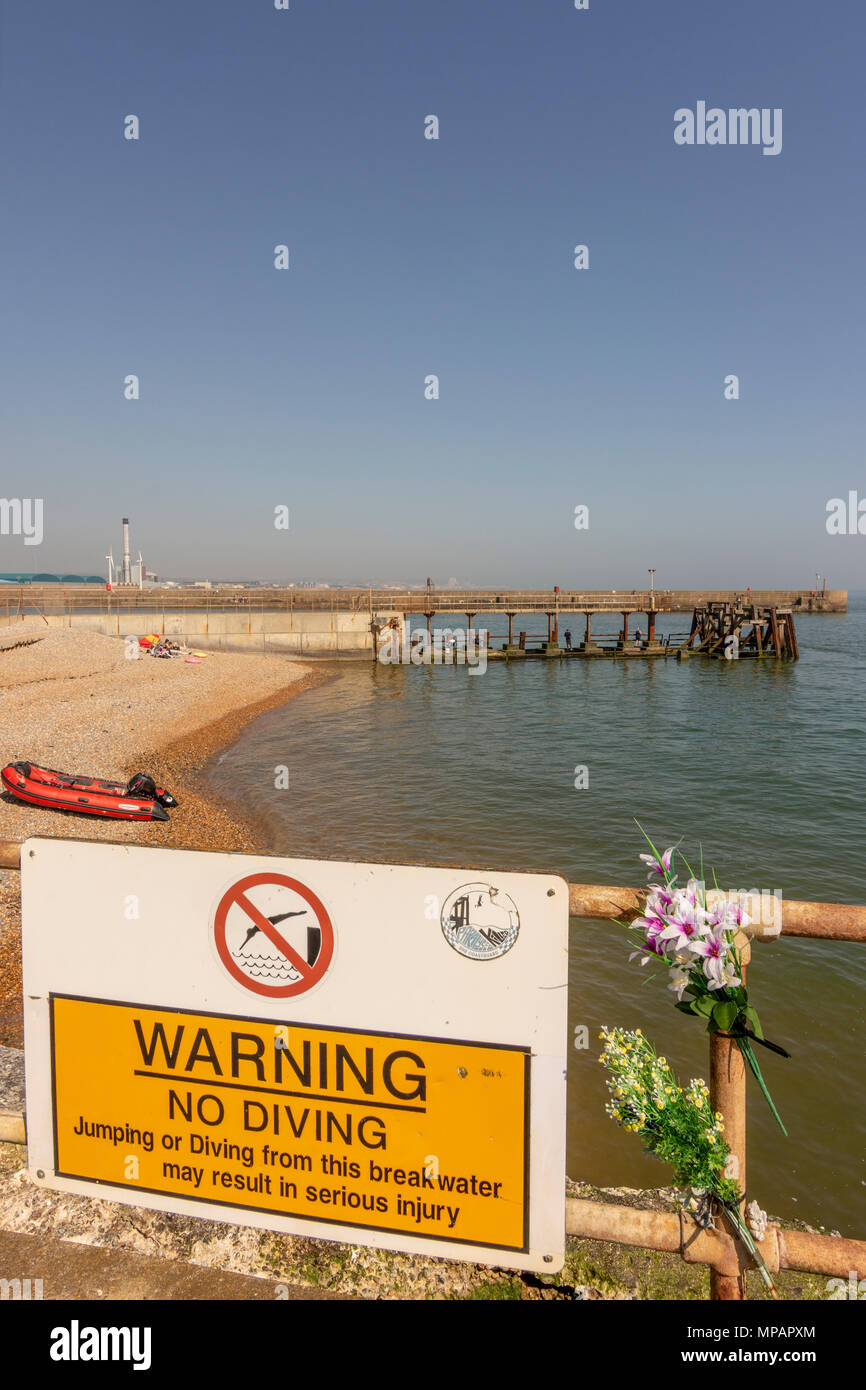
<box><xmin>1</xmin><ymin>0</ymin><xmax>864</xmax><ymax>586</ymax></box>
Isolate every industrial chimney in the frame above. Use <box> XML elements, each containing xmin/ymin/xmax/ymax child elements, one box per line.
<box><xmin>122</xmin><ymin>517</ymin><xmax>131</xmax><ymax>586</ymax></box>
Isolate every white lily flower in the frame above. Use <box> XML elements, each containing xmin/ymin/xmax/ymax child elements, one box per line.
<box><xmin>667</xmin><ymin>967</ymin><xmax>690</xmax><ymax>1000</ymax></box>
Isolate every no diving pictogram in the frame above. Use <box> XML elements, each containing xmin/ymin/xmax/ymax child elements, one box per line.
<box><xmin>213</xmin><ymin>872</ymin><xmax>334</xmax><ymax>998</ymax></box>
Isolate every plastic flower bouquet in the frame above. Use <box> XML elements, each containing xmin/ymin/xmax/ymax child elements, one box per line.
<box><xmin>600</xmin><ymin>1027</ymin><xmax>778</xmax><ymax>1296</ymax></box>
<box><xmin>625</xmin><ymin>830</ymin><xmax>790</xmax><ymax>1134</ymax></box>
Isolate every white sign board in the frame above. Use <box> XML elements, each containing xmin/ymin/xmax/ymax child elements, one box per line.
<box><xmin>22</xmin><ymin>837</ymin><xmax>568</xmax><ymax>1272</ymax></box>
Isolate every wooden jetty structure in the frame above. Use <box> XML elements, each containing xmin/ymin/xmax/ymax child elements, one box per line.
<box><xmin>678</xmin><ymin>601</ymin><xmax>799</xmax><ymax>662</ymax></box>
<box><xmin>384</xmin><ymin>596</ymin><xmax>800</xmax><ymax>663</ymax></box>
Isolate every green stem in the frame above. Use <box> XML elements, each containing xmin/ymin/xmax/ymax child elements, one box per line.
<box><xmin>740</xmin><ymin>1029</ymin><xmax>791</xmax><ymax>1059</ymax></box>
<box><xmin>720</xmin><ymin>1197</ymin><xmax>779</xmax><ymax>1299</ymax></box>
<box><xmin>736</xmin><ymin>1036</ymin><xmax>788</xmax><ymax>1137</ymax></box>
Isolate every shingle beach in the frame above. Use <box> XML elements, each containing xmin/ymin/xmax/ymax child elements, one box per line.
<box><xmin>0</xmin><ymin>622</ymin><xmax>325</xmax><ymax>1046</ymax></box>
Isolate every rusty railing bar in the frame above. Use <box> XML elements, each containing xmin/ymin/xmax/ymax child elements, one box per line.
<box><xmin>0</xmin><ymin>845</ymin><xmax>863</xmax><ymax>942</ymax></box>
<box><xmin>567</xmin><ymin>883</ymin><xmax>866</xmax><ymax>943</ymax></box>
<box><xmin>566</xmin><ymin>1198</ymin><xmax>866</xmax><ymax>1282</ymax></box>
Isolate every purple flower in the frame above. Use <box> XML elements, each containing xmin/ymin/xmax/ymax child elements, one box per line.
<box><xmin>630</xmin><ymin>910</ymin><xmax>669</xmax><ymax>959</ymax></box>
<box><xmin>639</xmin><ymin>847</ymin><xmax>675</xmax><ymax>880</ymax></box>
<box><xmin>657</xmin><ymin>912</ymin><xmax>701</xmax><ymax>953</ymax></box>
<box><xmin>691</xmin><ymin>923</ymin><xmax>740</xmax><ymax>990</ymax></box>
<box><xmin>647</xmin><ymin>884</ymin><xmax>675</xmax><ymax>912</ymax></box>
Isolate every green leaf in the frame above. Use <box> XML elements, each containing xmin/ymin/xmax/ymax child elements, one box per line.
<box><xmin>691</xmin><ymin>994</ymin><xmax>716</xmax><ymax>1018</ymax></box>
<box><xmin>711</xmin><ymin>1000</ymin><xmax>739</xmax><ymax>1031</ymax></box>
<box><xmin>737</xmin><ymin>1037</ymin><xmax>787</xmax><ymax>1137</ymax></box>
<box><xmin>744</xmin><ymin>1006</ymin><xmax>764</xmax><ymax>1040</ymax></box>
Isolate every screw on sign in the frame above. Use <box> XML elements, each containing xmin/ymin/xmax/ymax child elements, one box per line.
<box><xmin>213</xmin><ymin>872</ymin><xmax>334</xmax><ymax>998</ymax></box>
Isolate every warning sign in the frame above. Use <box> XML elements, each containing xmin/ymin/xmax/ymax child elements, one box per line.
<box><xmin>213</xmin><ymin>872</ymin><xmax>334</xmax><ymax>999</ymax></box>
<box><xmin>51</xmin><ymin>997</ymin><xmax>529</xmax><ymax>1251</ymax></box>
<box><xmin>22</xmin><ymin>838</ymin><xmax>567</xmax><ymax>1272</ymax></box>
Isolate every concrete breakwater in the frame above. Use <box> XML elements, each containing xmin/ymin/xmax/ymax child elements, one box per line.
<box><xmin>0</xmin><ymin>610</ymin><xmax>401</xmax><ymax>657</ymax></box>
<box><xmin>641</xmin><ymin>588</ymin><xmax>845</xmax><ymax>613</ymax></box>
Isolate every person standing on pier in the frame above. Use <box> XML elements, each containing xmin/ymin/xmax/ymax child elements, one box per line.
<box><xmin>564</xmin><ymin>627</ymin><xmax>572</xmax><ymax>650</ymax></box>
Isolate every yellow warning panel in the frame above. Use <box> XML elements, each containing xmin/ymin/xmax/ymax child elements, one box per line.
<box><xmin>51</xmin><ymin>996</ymin><xmax>530</xmax><ymax>1252</ymax></box>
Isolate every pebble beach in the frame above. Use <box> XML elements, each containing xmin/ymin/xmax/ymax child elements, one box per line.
<box><xmin>0</xmin><ymin>622</ymin><xmax>324</xmax><ymax>1047</ymax></box>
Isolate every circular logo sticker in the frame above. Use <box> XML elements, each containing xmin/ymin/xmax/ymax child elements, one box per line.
<box><xmin>440</xmin><ymin>882</ymin><xmax>520</xmax><ymax>961</ymax></box>
<box><xmin>212</xmin><ymin>871</ymin><xmax>334</xmax><ymax>998</ymax></box>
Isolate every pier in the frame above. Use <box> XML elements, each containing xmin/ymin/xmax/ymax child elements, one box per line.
<box><xmin>0</xmin><ymin>586</ymin><xmax>840</xmax><ymax>660</ymax></box>
<box><xmin>392</xmin><ymin>599</ymin><xmax>800</xmax><ymax>663</ymax></box>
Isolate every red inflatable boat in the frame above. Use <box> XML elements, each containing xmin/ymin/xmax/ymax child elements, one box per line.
<box><xmin>1</xmin><ymin>761</ymin><xmax>177</xmax><ymax>822</ymax></box>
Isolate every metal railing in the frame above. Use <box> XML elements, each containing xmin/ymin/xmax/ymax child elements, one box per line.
<box><xmin>3</xmin><ymin>586</ymin><xmax>843</xmax><ymax>618</ymax></box>
<box><xmin>1</xmin><ymin>587</ymin><xmax>667</xmax><ymax>616</ymax></box>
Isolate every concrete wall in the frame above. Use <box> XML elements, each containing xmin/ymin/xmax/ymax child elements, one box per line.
<box><xmin>15</xmin><ymin>610</ymin><xmax>403</xmax><ymax>657</ymax></box>
<box><xmin>663</xmin><ymin>589</ymin><xmax>847</xmax><ymax>613</ymax></box>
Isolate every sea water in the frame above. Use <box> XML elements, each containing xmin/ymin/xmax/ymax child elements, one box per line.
<box><xmin>209</xmin><ymin>598</ymin><xmax>866</xmax><ymax>1234</ymax></box>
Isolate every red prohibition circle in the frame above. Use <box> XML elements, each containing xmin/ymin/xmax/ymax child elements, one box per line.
<box><xmin>212</xmin><ymin>871</ymin><xmax>334</xmax><ymax>998</ymax></box>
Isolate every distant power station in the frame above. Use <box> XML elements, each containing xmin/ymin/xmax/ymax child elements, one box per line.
<box><xmin>107</xmin><ymin>517</ymin><xmax>146</xmax><ymax>588</ymax></box>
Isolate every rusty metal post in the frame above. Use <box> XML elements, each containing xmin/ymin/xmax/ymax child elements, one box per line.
<box><xmin>709</xmin><ymin>930</ymin><xmax>751</xmax><ymax>1300</ymax></box>
<box><xmin>0</xmin><ymin>841</ymin><xmax>21</xmax><ymax>870</ymax></box>
<box><xmin>507</xmin><ymin>612</ymin><xmax>515</xmax><ymax>644</ymax></box>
